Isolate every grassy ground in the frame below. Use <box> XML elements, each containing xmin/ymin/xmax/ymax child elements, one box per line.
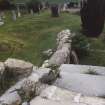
<box><xmin>0</xmin><ymin>11</ymin><xmax>105</xmax><ymax>66</ymax></box>
<box><xmin>0</xmin><ymin>11</ymin><xmax>80</xmax><ymax>66</ymax></box>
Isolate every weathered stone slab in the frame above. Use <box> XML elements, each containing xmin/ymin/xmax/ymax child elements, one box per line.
<box><xmin>54</xmin><ymin>64</ymin><xmax>105</xmax><ymax>97</ymax></box>
<box><xmin>49</xmin><ymin>44</ymin><xmax>71</xmax><ymax>66</ymax></box>
<box><xmin>59</xmin><ymin>64</ymin><xmax>105</xmax><ymax>76</ymax></box>
<box><xmin>5</xmin><ymin>58</ymin><xmax>33</xmax><ymax>79</ymax></box>
<box><xmin>54</xmin><ymin>72</ymin><xmax>105</xmax><ymax>97</ymax></box>
<box><xmin>30</xmin><ymin>86</ymin><xmax>105</xmax><ymax>105</ymax></box>
<box><xmin>48</xmin><ymin>29</ymin><xmax>72</xmax><ymax>66</ymax></box>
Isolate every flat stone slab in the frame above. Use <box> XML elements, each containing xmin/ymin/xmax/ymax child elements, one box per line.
<box><xmin>54</xmin><ymin>64</ymin><xmax>105</xmax><ymax>97</ymax></box>
<box><xmin>59</xmin><ymin>64</ymin><xmax>105</xmax><ymax>76</ymax></box>
<box><xmin>30</xmin><ymin>86</ymin><xmax>105</xmax><ymax>105</ymax></box>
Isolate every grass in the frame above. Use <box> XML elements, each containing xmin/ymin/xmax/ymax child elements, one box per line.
<box><xmin>0</xmin><ymin>11</ymin><xmax>81</xmax><ymax>66</ymax></box>
<box><xmin>0</xmin><ymin>10</ymin><xmax>105</xmax><ymax>66</ymax></box>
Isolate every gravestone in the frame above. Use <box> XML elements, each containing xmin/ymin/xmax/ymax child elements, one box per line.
<box><xmin>11</xmin><ymin>10</ymin><xmax>17</xmax><ymax>21</ymax></box>
<box><xmin>17</xmin><ymin>6</ymin><xmax>21</xmax><ymax>17</ymax></box>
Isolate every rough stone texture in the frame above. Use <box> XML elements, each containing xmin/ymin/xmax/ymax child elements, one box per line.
<box><xmin>49</xmin><ymin>44</ymin><xmax>71</xmax><ymax>66</ymax></box>
<box><xmin>48</xmin><ymin>29</ymin><xmax>72</xmax><ymax>66</ymax></box>
<box><xmin>33</xmin><ymin>68</ymin><xmax>51</xmax><ymax>78</ymax></box>
<box><xmin>0</xmin><ymin>92</ymin><xmax>21</xmax><ymax>105</ymax></box>
<box><xmin>54</xmin><ymin>64</ymin><xmax>105</xmax><ymax>97</ymax></box>
<box><xmin>0</xmin><ymin>67</ymin><xmax>49</xmax><ymax>105</ymax></box>
<box><xmin>0</xmin><ymin>79</ymin><xmax>26</xmax><ymax>105</ymax></box>
<box><xmin>30</xmin><ymin>86</ymin><xmax>105</xmax><ymax>105</ymax></box>
<box><xmin>56</xmin><ymin>29</ymin><xmax>72</xmax><ymax>50</ymax></box>
<box><xmin>5</xmin><ymin>58</ymin><xmax>33</xmax><ymax>79</ymax></box>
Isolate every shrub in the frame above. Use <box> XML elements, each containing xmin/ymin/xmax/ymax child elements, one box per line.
<box><xmin>0</xmin><ymin>0</ymin><xmax>16</xmax><ymax>10</ymax></box>
<box><xmin>72</xmin><ymin>34</ymin><xmax>89</xmax><ymax>57</ymax></box>
<box><xmin>26</xmin><ymin>0</ymin><xmax>42</xmax><ymax>13</ymax></box>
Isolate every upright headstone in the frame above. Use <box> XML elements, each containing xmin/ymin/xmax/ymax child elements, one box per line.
<box><xmin>11</xmin><ymin>10</ymin><xmax>17</xmax><ymax>21</ymax></box>
<box><xmin>17</xmin><ymin>6</ymin><xmax>21</xmax><ymax>17</ymax></box>
<box><xmin>30</xmin><ymin>9</ymin><xmax>34</xmax><ymax>15</ymax></box>
<box><xmin>51</xmin><ymin>4</ymin><xmax>59</xmax><ymax>17</ymax></box>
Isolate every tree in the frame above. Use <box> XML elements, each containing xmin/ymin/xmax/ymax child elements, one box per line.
<box><xmin>0</xmin><ymin>0</ymin><xmax>17</xmax><ymax>11</ymax></box>
<box><xmin>80</xmin><ymin>0</ymin><xmax>105</xmax><ymax>37</ymax></box>
<box><xmin>51</xmin><ymin>4</ymin><xmax>59</xmax><ymax>17</ymax></box>
<box><xmin>26</xmin><ymin>0</ymin><xmax>42</xmax><ymax>14</ymax></box>
<box><xmin>0</xmin><ymin>0</ymin><xmax>11</xmax><ymax>10</ymax></box>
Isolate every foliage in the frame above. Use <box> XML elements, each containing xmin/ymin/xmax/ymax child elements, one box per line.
<box><xmin>0</xmin><ymin>11</ymin><xmax>105</xmax><ymax>67</ymax></box>
<box><xmin>0</xmin><ymin>0</ymin><xmax>16</xmax><ymax>10</ymax></box>
<box><xmin>26</xmin><ymin>0</ymin><xmax>41</xmax><ymax>13</ymax></box>
<box><xmin>72</xmin><ymin>34</ymin><xmax>89</xmax><ymax>57</ymax></box>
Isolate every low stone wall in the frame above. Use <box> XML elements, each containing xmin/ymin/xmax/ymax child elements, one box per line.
<box><xmin>0</xmin><ymin>67</ymin><xmax>50</xmax><ymax>105</ymax></box>
<box><xmin>1</xmin><ymin>63</ymin><xmax>105</xmax><ymax>105</ymax></box>
<box><xmin>42</xmin><ymin>29</ymin><xmax>73</xmax><ymax>68</ymax></box>
<box><xmin>1</xmin><ymin>30</ymin><xmax>105</xmax><ymax>105</ymax></box>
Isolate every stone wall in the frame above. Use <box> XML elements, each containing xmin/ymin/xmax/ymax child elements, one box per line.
<box><xmin>42</xmin><ymin>29</ymin><xmax>73</xmax><ymax>68</ymax></box>
<box><xmin>1</xmin><ymin>30</ymin><xmax>105</xmax><ymax>105</ymax></box>
<box><xmin>1</xmin><ymin>62</ymin><xmax>105</xmax><ymax>105</ymax></box>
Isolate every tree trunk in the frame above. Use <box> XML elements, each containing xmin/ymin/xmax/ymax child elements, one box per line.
<box><xmin>80</xmin><ymin>0</ymin><xmax>105</xmax><ymax>37</ymax></box>
<box><xmin>51</xmin><ymin>4</ymin><xmax>59</xmax><ymax>17</ymax></box>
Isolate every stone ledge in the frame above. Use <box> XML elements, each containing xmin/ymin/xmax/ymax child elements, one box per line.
<box><xmin>30</xmin><ymin>86</ymin><xmax>105</xmax><ymax>105</ymax></box>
